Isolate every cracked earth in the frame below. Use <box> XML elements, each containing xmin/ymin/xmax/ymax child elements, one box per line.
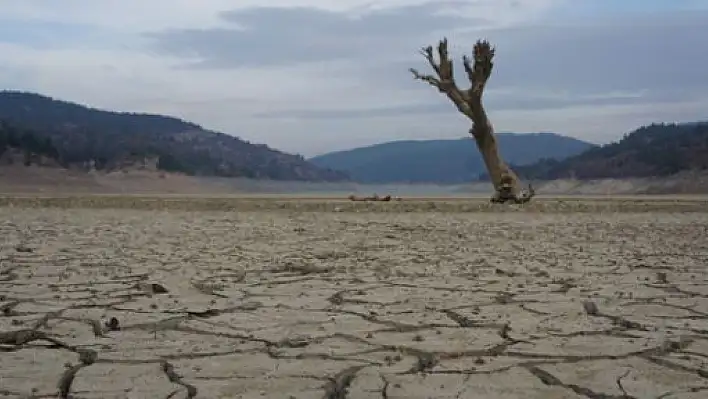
<box><xmin>1</xmin><ymin>197</ymin><xmax>708</xmax><ymax>398</ymax></box>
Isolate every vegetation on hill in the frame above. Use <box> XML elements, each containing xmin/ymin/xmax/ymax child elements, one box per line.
<box><xmin>513</xmin><ymin>122</ymin><xmax>708</xmax><ymax>180</ymax></box>
<box><xmin>309</xmin><ymin>133</ymin><xmax>594</xmax><ymax>184</ymax></box>
<box><xmin>0</xmin><ymin>121</ymin><xmax>60</xmax><ymax>165</ymax></box>
<box><xmin>0</xmin><ymin>91</ymin><xmax>348</xmax><ymax>181</ymax></box>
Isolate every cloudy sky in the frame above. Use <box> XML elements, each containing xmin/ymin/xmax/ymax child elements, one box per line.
<box><xmin>1</xmin><ymin>0</ymin><xmax>706</xmax><ymax>156</ymax></box>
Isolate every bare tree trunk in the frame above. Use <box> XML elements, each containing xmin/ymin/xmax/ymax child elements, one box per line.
<box><xmin>474</xmin><ymin>130</ymin><xmax>516</xmax><ymax>190</ymax></box>
<box><xmin>409</xmin><ymin>38</ymin><xmax>535</xmax><ymax>203</ymax></box>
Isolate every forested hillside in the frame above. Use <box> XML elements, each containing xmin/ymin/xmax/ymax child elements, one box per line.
<box><xmin>0</xmin><ymin>91</ymin><xmax>348</xmax><ymax>181</ymax></box>
<box><xmin>514</xmin><ymin>122</ymin><xmax>708</xmax><ymax>180</ymax></box>
<box><xmin>0</xmin><ymin>121</ymin><xmax>60</xmax><ymax>165</ymax></box>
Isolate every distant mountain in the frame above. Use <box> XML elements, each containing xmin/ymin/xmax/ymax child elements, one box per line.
<box><xmin>514</xmin><ymin>122</ymin><xmax>708</xmax><ymax>180</ymax></box>
<box><xmin>0</xmin><ymin>91</ymin><xmax>348</xmax><ymax>181</ymax></box>
<box><xmin>309</xmin><ymin>133</ymin><xmax>594</xmax><ymax>184</ymax></box>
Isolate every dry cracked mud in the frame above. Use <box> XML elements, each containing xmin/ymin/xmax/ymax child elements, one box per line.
<box><xmin>1</xmin><ymin>197</ymin><xmax>708</xmax><ymax>398</ymax></box>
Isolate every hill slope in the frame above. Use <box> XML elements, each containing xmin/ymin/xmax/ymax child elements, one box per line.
<box><xmin>515</xmin><ymin>122</ymin><xmax>708</xmax><ymax>180</ymax></box>
<box><xmin>0</xmin><ymin>91</ymin><xmax>348</xmax><ymax>181</ymax></box>
<box><xmin>309</xmin><ymin>133</ymin><xmax>594</xmax><ymax>184</ymax></box>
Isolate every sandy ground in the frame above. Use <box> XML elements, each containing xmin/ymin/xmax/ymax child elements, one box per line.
<box><xmin>1</xmin><ymin>197</ymin><xmax>708</xmax><ymax>398</ymax></box>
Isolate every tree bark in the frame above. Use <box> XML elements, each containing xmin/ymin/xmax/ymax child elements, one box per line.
<box><xmin>474</xmin><ymin>129</ymin><xmax>517</xmax><ymax>191</ymax></box>
<box><xmin>410</xmin><ymin>38</ymin><xmax>534</xmax><ymax>203</ymax></box>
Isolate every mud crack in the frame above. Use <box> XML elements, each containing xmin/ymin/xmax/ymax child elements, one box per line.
<box><xmin>322</xmin><ymin>365</ymin><xmax>367</xmax><ymax>399</ymax></box>
<box><xmin>161</xmin><ymin>360</ymin><xmax>198</xmax><ymax>399</ymax></box>
<box><xmin>526</xmin><ymin>366</ymin><xmax>636</xmax><ymax>399</ymax></box>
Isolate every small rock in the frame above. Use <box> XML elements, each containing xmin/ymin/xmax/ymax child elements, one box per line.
<box><xmin>500</xmin><ymin>323</ymin><xmax>511</xmax><ymax>339</ymax></box>
<box><xmin>618</xmin><ymin>318</ymin><xmax>642</xmax><ymax>329</ymax></box>
<box><xmin>495</xmin><ymin>268</ymin><xmax>516</xmax><ymax>277</ymax></box>
<box><xmin>105</xmin><ymin>317</ymin><xmax>120</xmax><ymax>331</ymax></box>
<box><xmin>15</xmin><ymin>245</ymin><xmax>33</xmax><ymax>253</ymax></box>
<box><xmin>78</xmin><ymin>349</ymin><xmax>98</xmax><ymax>365</ymax></box>
<box><xmin>279</xmin><ymin>336</ymin><xmax>310</xmax><ymax>348</ymax></box>
<box><xmin>135</xmin><ymin>282</ymin><xmax>169</xmax><ymax>294</ymax></box>
<box><xmin>150</xmin><ymin>283</ymin><xmax>169</xmax><ymax>294</ymax></box>
<box><xmin>656</xmin><ymin>272</ymin><xmax>668</xmax><ymax>284</ymax></box>
<box><xmin>582</xmin><ymin>300</ymin><xmax>599</xmax><ymax>316</ymax></box>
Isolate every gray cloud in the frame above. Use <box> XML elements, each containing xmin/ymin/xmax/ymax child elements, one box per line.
<box><xmin>352</xmin><ymin>10</ymin><xmax>708</xmax><ymax>114</ymax></box>
<box><xmin>146</xmin><ymin>2</ymin><xmax>482</xmax><ymax>68</ymax></box>
<box><xmin>146</xmin><ymin>4</ymin><xmax>708</xmax><ymax>124</ymax></box>
<box><xmin>486</xmin><ymin>11</ymin><xmax>708</xmax><ymax>94</ymax></box>
<box><xmin>251</xmin><ymin>90</ymin><xmax>690</xmax><ymax>119</ymax></box>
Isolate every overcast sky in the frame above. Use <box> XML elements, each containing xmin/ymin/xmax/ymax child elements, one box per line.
<box><xmin>1</xmin><ymin>0</ymin><xmax>706</xmax><ymax>156</ymax></box>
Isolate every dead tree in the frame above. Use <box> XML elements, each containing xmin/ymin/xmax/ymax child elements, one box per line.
<box><xmin>348</xmin><ymin>194</ymin><xmax>394</xmax><ymax>202</ymax></box>
<box><xmin>410</xmin><ymin>38</ymin><xmax>535</xmax><ymax>204</ymax></box>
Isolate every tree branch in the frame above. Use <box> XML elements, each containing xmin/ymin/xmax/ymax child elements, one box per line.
<box><xmin>463</xmin><ymin>40</ymin><xmax>495</xmax><ymax>99</ymax></box>
<box><xmin>409</xmin><ymin>38</ymin><xmax>472</xmax><ymax>116</ymax></box>
<box><xmin>421</xmin><ymin>45</ymin><xmax>440</xmax><ymax>76</ymax></box>
<box><xmin>436</xmin><ymin>38</ymin><xmax>455</xmax><ymax>85</ymax></box>
<box><xmin>409</xmin><ymin>68</ymin><xmax>442</xmax><ymax>91</ymax></box>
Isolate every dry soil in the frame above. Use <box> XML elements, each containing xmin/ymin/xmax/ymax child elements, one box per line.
<box><xmin>1</xmin><ymin>197</ymin><xmax>708</xmax><ymax>398</ymax></box>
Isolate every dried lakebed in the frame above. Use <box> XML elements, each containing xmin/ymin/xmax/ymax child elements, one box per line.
<box><xmin>1</xmin><ymin>197</ymin><xmax>708</xmax><ymax>398</ymax></box>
